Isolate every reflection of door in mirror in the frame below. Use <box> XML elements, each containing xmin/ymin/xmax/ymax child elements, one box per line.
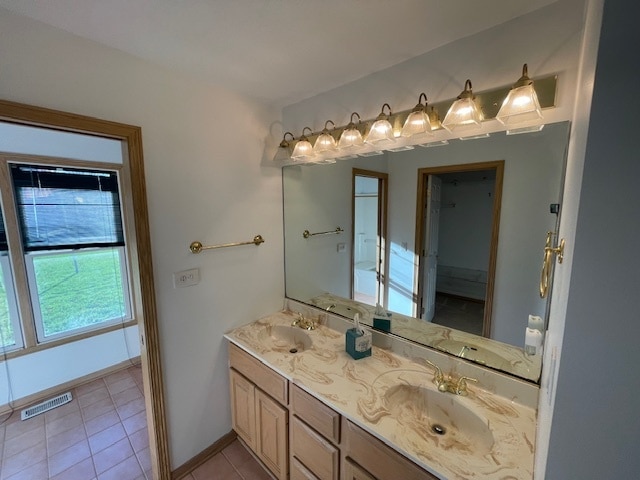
<box><xmin>352</xmin><ymin>169</ymin><xmax>388</xmax><ymax>307</ymax></box>
<box><xmin>416</xmin><ymin>161</ymin><xmax>504</xmax><ymax>338</ymax></box>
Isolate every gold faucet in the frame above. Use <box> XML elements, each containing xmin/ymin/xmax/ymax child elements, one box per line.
<box><xmin>425</xmin><ymin>360</ymin><xmax>477</xmax><ymax>396</ymax></box>
<box><xmin>291</xmin><ymin>312</ymin><xmax>316</xmax><ymax>331</ymax></box>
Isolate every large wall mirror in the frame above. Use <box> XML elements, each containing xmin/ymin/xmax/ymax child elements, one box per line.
<box><xmin>283</xmin><ymin>121</ymin><xmax>570</xmax><ymax>382</ymax></box>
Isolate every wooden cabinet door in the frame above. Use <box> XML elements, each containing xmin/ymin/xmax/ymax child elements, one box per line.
<box><xmin>343</xmin><ymin>458</ymin><xmax>376</xmax><ymax>480</ymax></box>
<box><xmin>256</xmin><ymin>389</ymin><xmax>288</xmax><ymax>480</ymax></box>
<box><xmin>230</xmin><ymin>369</ymin><xmax>256</xmax><ymax>450</ymax></box>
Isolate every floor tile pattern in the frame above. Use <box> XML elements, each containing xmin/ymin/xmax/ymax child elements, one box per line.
<box><xmin>0</xmin><ymin>365</ymin><xmax>150</xmax><ymax>480</ymax></box>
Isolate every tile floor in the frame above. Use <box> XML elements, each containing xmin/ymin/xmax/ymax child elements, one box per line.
<box><xmin>181</xmin><ymin>439</ymin><xmax>273</xmax><ymax>480</ymax></box>
<box><xmin>0</xmin><ymin>366</ymin><xmax>273</xmax><ymax>480</ymax></box>
<box><xmin>0</xmin><ymin>364</ymin><xmax>151</xmax><ymax>480</ymax></box>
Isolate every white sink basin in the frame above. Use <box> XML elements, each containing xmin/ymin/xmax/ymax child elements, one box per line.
<box><xmin>382</xmin><ymin>383</ymin><xmax>495</xmax><ymax>455</ymax></box>
<box><xmin>257</xmin><ymin>324</ymin><xmax>313</xmax><ymax>353</ymax></box>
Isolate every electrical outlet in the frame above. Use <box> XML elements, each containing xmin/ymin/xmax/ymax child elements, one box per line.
<box><xmin>337</xmin><ymin>243</ymin><xmax>346</xmax><ymax>253</ymax></box>
<box><xmin>174</xmin><ymin>268</ymin><xmax>200</xmax><ymax>288</ymax></box>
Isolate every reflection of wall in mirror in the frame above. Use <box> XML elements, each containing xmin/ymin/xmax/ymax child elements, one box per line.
<box><xmin>384</xmin><ymin>124</ymin><xmax>568</xmax><ymax>346</ymax></box>
<box><xmin>437</xmin><ymin>175</ymin><xmax>495</xmax><ymax>300</ymax></box>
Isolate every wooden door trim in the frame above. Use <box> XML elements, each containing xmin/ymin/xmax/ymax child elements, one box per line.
<box><xmin>0</xmin><ymin>99</ymin><xmax>171</xmax><ymax>479</ymax></box>
<box><xmin>414</xmin><ymin>160</ymin><xmax>504</xmax><ymax>338</ymax></box>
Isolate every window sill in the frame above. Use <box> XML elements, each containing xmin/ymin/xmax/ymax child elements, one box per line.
<box><xmin>1</xmin><ymin>319</ymin><xmax>138</xmax><ymax>360</ymax></box>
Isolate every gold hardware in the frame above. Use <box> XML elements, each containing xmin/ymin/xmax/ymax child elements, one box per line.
<box><xmin>302</xmin><ymin>227</ymin><xmax>343</xmax><ymax>239</ymax></box>
<box><xmin>291</xmin><ymin>312</ymin><xmax>316</xmax><ymax>330</ymax></box>
<box><xmin>539</xmin><ymin>231</ymin><xmax>565</xmax><ymax>298</ymax></box>
<box><xmin>189</xmin><ymin>235</ymin><xmax>264</xmax><ymax>254</ymax></box>
<box><xmin>276</xmin><ymin>75</ymin><xmax>557</xmax><ymax>162</ymax></box>
<box><xmin>425</xmin><ymin>360</ymin><xmax>477</xmax><ymax>396</ymax></box>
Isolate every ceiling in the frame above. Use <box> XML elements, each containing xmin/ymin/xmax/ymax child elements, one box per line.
<box><xmin>0</xmin><ymin>0</ymin><xmax>557</xmax><ymax>106</ymax></box>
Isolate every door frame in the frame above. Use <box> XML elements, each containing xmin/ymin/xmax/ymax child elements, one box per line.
<box><xmin>351</xmin><ymin>168</ymin><xmax>389</xmax><ymax>307</ymax></box>
<box><xmin>414</xmin><ymin>160</ymin><xmax>504</xmax><ymax>338</ymax></box>
<box><xmin>0</xmin><ymin>99</ymin><xmax>170</xmax><ymax>478</ymax></box>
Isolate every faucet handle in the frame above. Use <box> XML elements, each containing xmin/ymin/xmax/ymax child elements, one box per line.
<box><xmin>425</xmin><ymin>360</ymin><xmax>444</xmax><ymax>384</ymax></box>
<box><xmin>456</xmin><ymin>376</ymin><xmax>477</xmax><ymax>395</ymax></box>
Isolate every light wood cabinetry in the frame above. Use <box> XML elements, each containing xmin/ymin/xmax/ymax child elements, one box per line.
<box><xmin>229</xmin><ymin>369</ymin><xmax>256</xmax><ymax>449</ymax></box>
<box><xmin>342</xmin><ymin>458</ymin><xmax>376</xmax><ymax>480</ymax></box>
<box><xmin>342</xmin><ymin>419</ymin><xmax>438</xmax><ymax>480</ymax></box>
<box><xmin>290</xmin><ymin>384</ymin><xmax>341</xmax><ymax>480</ymax></box>
<box><xmin>227</xmin><ymin>341</ymin><xmax>440</xmax><ymax>480</ymax></box>
<box><xmin>256</xmin><ymin>389</ymin><xmax>288</xmax><ymax>479</ymax></box>
<box><xmin>229</xmin><ymin>344</ymin><xmax>288</xmax><ymax>480</ymax></box>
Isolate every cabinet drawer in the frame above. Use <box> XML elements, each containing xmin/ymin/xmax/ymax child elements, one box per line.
<box><xmin>291</xmin><ymin>416</ymin><xmax>339</xmax><ymax>480</ymax></box>
<box><xmin>229</xmin><ymin>342</ymin><xmax>288</xmax><ymax>405</ymax></box>
<box><xmin>291</xmin><ymin>384</ymin><xmax>340</xmax><ymax>444</ymax></box>
<box><xmin>291</xmin><ymin>457</ymin><xmax>320</xmax><ymax>480</ymax></box>
<box><xmin>343</xmin><ymin>419</ymin><xmax>438</xmax><ymax>480</ymax></box>
<box><xmin>343</xmin><ymin>458</ymin><xmax>376</xmax><ymax>480</ymax></box>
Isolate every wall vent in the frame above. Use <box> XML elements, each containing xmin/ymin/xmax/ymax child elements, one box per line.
<box><xmin>21</xmin><ymin>392</ymin><xmax>73</xmax><ymax>421</ymax></box>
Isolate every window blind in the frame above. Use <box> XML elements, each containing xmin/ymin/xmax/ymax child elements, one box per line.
<box><xmin>0</xmin><ymin>207</ymin><xmax>7</xmax><ymax>251</ymax></box>
<box><xmin>11</xmin><ymin>164</ymin><xmax>125</xmax><ymax>252</ymax></box>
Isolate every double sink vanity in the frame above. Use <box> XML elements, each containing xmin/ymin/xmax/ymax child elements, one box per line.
<box><xmin>224</xmin><ymin>303</ymin><xmax>538</xmax><ymax>480</ymax></box>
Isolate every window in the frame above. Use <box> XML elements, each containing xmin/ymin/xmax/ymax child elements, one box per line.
<box><xmin>8</xmin><ymin>163</ymin><xmax>132</xmax><ymax>343</ymax></box>
<box><xmin>0</xmin><ymin>207</ymin><xmax>22</xmax><ymax>350</ymax></box>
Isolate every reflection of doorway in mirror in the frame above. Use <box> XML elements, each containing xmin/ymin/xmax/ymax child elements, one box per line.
<box><xmin>352</xmin><ymin>169</ymin><xmax>388</xmax><ymax>307</ymax></box>
<box><xmin>416</xmin><ymin>161</ymin><xmax>504</xmax><ymax>338</ymax></box>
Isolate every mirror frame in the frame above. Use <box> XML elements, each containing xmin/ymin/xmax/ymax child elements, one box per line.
<box><xmin>0</xmin><ymin>99</ymin><xmax>171</xmax><ymax>478</ymax></box>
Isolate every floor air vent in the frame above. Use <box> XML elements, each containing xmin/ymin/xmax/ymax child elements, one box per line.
<box><xmin>21</xmin><ymin>392</ymin><xmax>73</xmax><ymax>421</ymax></box>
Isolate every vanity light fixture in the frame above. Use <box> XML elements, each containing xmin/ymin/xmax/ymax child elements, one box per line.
<box><xmin>442</xmin><ymin>80</ymin><xmax>483</xmax><ymax>131</ymax></box>
<box><xmin>291</xmin><ymin>127</ymin><xmax>315</xmax><ymax>161</ymax></box>
<box><xmin>401</xmin><ymin>93</ymin><xmax>432</xmax><ymax>138</ymax></box>
<box><xmin>337</xmin><ymin>112</ymin><xmax>364</xmax><ymax>150</ymax></box>
<box><xmin>274</xmin><ymin>131</ymin><xmax>295</xmax><ymax>162</ymax></box>
<box><xmin>428</xmin><ymin>106</ymin><xmax>443</xmax><ymax>130</ymax></box>
<box><xmin>496</xmin><ymin>64</ymin><xmax>543</xmax><ymax>126</ymax></box>
<box><xmin>314</xmin><ymin>120</ymin><xmax>338</xmax><ymax>154</ymax></box>
<box><xmin>364</xmin><ymin>103</ymin><xmax>396</xmax><ymax>146</ymax></box>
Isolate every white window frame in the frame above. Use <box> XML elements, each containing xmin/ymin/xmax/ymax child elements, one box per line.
<box><xmin>25</xmin><ymin>246</ymin><xmax>133</xmax><ymax>343</ymax></box>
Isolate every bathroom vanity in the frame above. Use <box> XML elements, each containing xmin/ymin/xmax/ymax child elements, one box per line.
<box><xmin>225</xmin><ymin>308</ymin><xmax>537</xmax><ymax>480</ymax></box>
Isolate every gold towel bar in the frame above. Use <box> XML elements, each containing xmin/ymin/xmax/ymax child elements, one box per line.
<box><xmin>189</xmin><ymin>235</ymin><xmax>265</xmax><ymax>254</ymax></box>
<box><xmin>303</xmin><ymin>227</ymin><xmax>343</xmax><ymax>239</ymax></box>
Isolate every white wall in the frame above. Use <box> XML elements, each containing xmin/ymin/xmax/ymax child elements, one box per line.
<box><xmin>0</xmin><ymin>326</ymin><xmax>139</xmax><ymax>403</ymax></box>
<box><xmin>0</xmin><ymin>8</ymin><xmax>284</xmax><ymax>469</ymax></box>
<box><xmin>438</xmin><ymin>178</ymin><xmax>495</xmax><ymax>271</ymax></box>
<box><xmin>545</xmin><ymin>1</ymin><xmax>640</xmax><ymax>477</ymax></box>
<box><xmin>282</xmin><ymin>0</ymin><xmax>585</xmax><ymax>137</ymax></box>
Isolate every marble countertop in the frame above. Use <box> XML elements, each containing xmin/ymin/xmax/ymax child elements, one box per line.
<box><xmin>224</xmin><ymin>310</ymin><xmax>536</xmax><ymax>480</ymax></box>
<box><xmin>309</xmin><ymin>293</ymin><xmax>542</xmax><ymax>382</ymax></box>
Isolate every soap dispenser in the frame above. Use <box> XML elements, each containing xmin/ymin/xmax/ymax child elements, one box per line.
<box><xmin>346</xmin><ymin>313</ymin><xmax>372</xmax><ymax>359</ymax></box>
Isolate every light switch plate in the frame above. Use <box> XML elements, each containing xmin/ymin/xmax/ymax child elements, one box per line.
<box><xmin>174</xmin><ymin>268</ymin><xmax>200</xmax><ymax>288</ymax></box>
<box><xmin>337</xmin><ymin>243</ymin><xmax>346</xmax><ymax>253</ymax></box>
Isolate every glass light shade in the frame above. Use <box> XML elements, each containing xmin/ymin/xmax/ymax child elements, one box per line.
<box><xmin>313</xmin><ymin>132</ymin><xmax>337</xmax><ymax>153</ymax></box>
<box><xmin>291</xmin><ymin>139</ymin><xmax>314</xmax><ymax>161</ymax></box>
<box><xmin>365</xmin><ymin>119</ymin><xmax>395</xmax><ymax>145</ymax></box>
<box><xmin>442</xmin><ymin>97</ymin><xmax>483</xmax><ymax>131</ymax></box>
<box><xmin>273</xmin><ymin>145</ymin><xmax>292</xmax><ymax>162</ymax></box>
<box><xmin>274</xmin><ymin>132</ymin><xmax>294</xmax><ymax>161</ymax></box>
<box><xmin>496</xmin><ymin>84</ymin><xmax>543</xmax><ymax>126</ymax></box>
<box><xmin>401</xmin><ymin>110</ymin><xmax>432</xmax><ymax>137</ymax></box>
<box><xmin>338</xmin><ymin>127</ymin><xmax>364</xmax><ymax>149</ymax></box>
